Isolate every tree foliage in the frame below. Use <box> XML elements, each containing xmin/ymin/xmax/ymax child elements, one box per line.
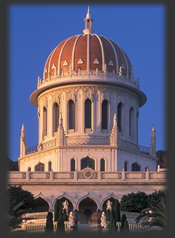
<box><xmin>109</xmin><ymin>208</ymin><xmax>117</xmax><ymax>231</ymax></box>
<box><xmin>120</xmin><ymin>190</ymin><xmax>167</xmax><ymax>213</ymax></box>
<box><xmin>135</xmin><ymin>197</ymin><xmax>167</xmax><ymax>230</ymax></box>
<box><xmin>7</xmin><ymin>186</ymin><xmax>36</xmax><ymax>231</ymax></box>
<box><xmin>120</xmin><ymin>191</ymin><xmax>148</xmax><ymax>212</ymax></box>
<box><xmin>147</xmin><ymin>190</ymin><xmax>166</xmax><ymax>208</ymax></box>
<box><xmin>114</xmin><ymin>199</ymin><xmax>120</xmax><ymax>222</ymax></box>
<box><xmin>8</xmin><ymin>185</ymin><xmax>36</xmax><ymax>211</ymax></box>
<box><xmin>120</xmin><ymin>214</ymin><xmax>129</xmax><ymax>232</ymax></box>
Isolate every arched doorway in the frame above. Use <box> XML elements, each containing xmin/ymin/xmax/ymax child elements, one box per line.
<box><xmin>54</xmin><ymin>197</ymin><xmax>73</xmax><ymax>218</ymax></box>
<box><xmin>34</xmin><ymin>197</ymin><xmax>49</xmax><ymax>212</ymax></box>
<box><xmin>78</xmin><ymin>197</ymin><xmax>97</xmax><ymax>224</ymax></box>
<box><xmin>102</xmin><ymin>197</ymin><xmax>117</xmax><ymax>211</ymax></box>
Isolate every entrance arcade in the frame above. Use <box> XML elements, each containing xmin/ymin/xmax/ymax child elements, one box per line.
<box><xmin>78</xmin><ymin>197</ymin><xmax>98</xmax><ymax>224</ymax></box>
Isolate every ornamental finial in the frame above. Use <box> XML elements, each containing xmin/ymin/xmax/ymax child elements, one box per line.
<box><xmin>83</xmin><ymin>6</ymin><xmax>94</xmax><ymax>34</ymax></box>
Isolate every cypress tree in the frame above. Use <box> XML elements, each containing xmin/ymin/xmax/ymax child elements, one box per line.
<box><xmin>120</xmin><ymin>214</ymin><xmax>127</xmax><ymax>232</ymax></box>
<box><xmin>109</xmin><ymin>208</ymin><xmax>117</xmax><ymax>231</ymax></box>
<box><xmin>114</xmin><ymin>199</ymin><xmax>121</xmax><ymax>222</ymax></box>
<box><xmin>45</xmin><ymin>211</ymin><xmax>54</xmax><ymax>233</ymax></box>
<box><xmin>105</xmin><ymin>209</ymin><xmax>110</xmax><ymax>221</ymax></box>
<box><xmin>56</xmin><ymin>209</ymin><xmax>65</xmax><ymax>232</ymax></box>
<box><xmin>54</xmin><ymin>199</ymin><xmax>60</xmax><ymax>222</ymax></box>
<box><xmin>124</xmin><ymin>219</ymin><xmax>129</xmax><ymax>232</ymax></box>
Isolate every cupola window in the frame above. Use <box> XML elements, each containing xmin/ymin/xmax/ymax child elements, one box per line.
<box><xmin>85</xmin><ymin>99</ymin><xmax>91</xmax><ymax>129</ymax></box>
<box><xmin>102</xmin><ymin>99</ymin><xmax>108</xmax><ymax>130</ymax></box>
<box><xmin>129</xmin><ymin>107</ymin><xmax>134</xmax><ymax>136</ymax></box>
<box><xmin>117</xmin><ymin>103</ymin><xmax>123</xmax><ymax>132</ymax></box>
<box><xmin>43</xmin><ymin>107</ymin><xmax>47</xmax><ymax>137</ymax></box>
<box><xmin>81</xmin><ymin>156</ymin><xmax>95</xmax><ymax>170</ymax></box>
<box><xmin>35</xmin><ymin>162</ymin><xmax>44</xmax><ymax>171</ymax></box>
<box><xmin>48</xmin><ymin>161</ymin><xmax>52</xmax><ymax>171</ymax></box>
<box><xmin>132</xmin><ymin>162</ymin><xmax>140</xmax><ymax>171</ymax></box>
<box><xmin>71</xmin><ymin>158</ymin><xmax>75</xmax><ymax>171</ymax></box>
<box><xmin>68</xmin><ymin>100</ymin><xmax>75</xmax><ymax>130</ymax></box>
<box><xmin>53</xmin><ymin>102</ymin><xmax>59</xmax><ymax>133</ymax></box>
<box><xmin>100</xmin><ymin>158</ymin><xmax>105</xmax><ymax>171</ymax></box>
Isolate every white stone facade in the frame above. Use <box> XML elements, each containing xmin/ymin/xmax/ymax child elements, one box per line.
<box><xmin>19</xmin><ymin>82</ymin><xmax>157</xmax><ymax>172</ymax></box>
<box><xmin>8</xmin><ymin>8</ymin><xmax>166</xmax><ymax>224</ymax></box>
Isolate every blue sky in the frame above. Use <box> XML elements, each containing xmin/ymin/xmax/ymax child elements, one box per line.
<box><xmin>8</xmin><ymin>4</ymin><xmax>166</xmax><ymax>161</ymax></box>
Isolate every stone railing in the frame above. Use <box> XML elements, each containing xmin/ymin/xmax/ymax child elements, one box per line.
<box><xmin>38</xmin><ymin>69</ymin><xmax>140</xmax><ymax>89</ymax></box>
<box><xmin>25</xmin><ymin>221</ymin><xmax>70</xmax><ymax>232</ymax></box>
<box><xmin>7</xmin><ymin>169</ymin><xmax>167</xmax><ymax>185</ymax></box>
<box><xmin>15</xmin><ymin>211</ymin><xmax>149</xmax><ymax>233</ymax></box>
<box><xmin>26</xmin><ymin>137</ymin><xmax>150</xmax><ymax>156</ymax></box>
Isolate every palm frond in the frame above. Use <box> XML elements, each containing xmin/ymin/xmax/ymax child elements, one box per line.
<box><xmin>135</xmin><ymin>198</ymin><xmax>167</xmax><ymax>230</ymax></box>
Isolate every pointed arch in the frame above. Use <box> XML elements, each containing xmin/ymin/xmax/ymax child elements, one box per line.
<box><xmin>81</xmin><ymin>156</ymin><xmax>95</xmax><ymax>170</ymax></box>
<box><xmin>101</xmin><ymin>193</ymin><xmax>121</xmax><ymax>210</ymax></box>
<box><xmin>34</xmin><ymin>192</ymin><xmax>52</xmax><ymax>211</ymax></box>
<box><xmin>35</xmin><ymin>162</ymin><xmax>44</xmax><ymax>171</ymax></box>
<box><xmin>76</xmin><ymin>193</ymin><xmax>100</xmax><ymax>211</ymax></box>
<box><xmin>53</xmin><ymin>193</ymin><xmax>76</xmax><ymax>210</ymax></box>
<box><xmin>132</xmin><ymin>162</ymin><xmax>141</xmax><ymax>171</ymax></box>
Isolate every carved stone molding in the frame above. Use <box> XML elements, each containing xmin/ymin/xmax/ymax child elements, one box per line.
<box><xmin>78</xmin><ymin>168</ymin><xmax>98</xmax><ymax>179</ymax></box>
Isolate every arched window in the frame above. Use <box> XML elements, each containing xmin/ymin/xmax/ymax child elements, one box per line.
<box><xmin>68</xmin><ymin>100</ymin><xmax>75</xmax><ymax>130</ymax></box>
<box><xmin>81</xmin><ymin>157</ymin><xmax>95</xmax><ymax>170</ymax></box>
<box><xmin>100</xmin><ymin>158</ymin><xmax>105</xmax><ymax>171</ymax></box>
<box><xmin>132</xmin><ymin>162</ymin><xmax>140</xmax><ymax>171</ymax></box>
<box><xmin>102</xmin><ymin>99</ymin><xmax>108</xmax><ymax>130</ymax></box>
<box><xmin>48</xmin><ymin>161</ymin><xmax>52</xmax><ymax>171</ymax></box>
<box><xmin>35</xmin><ymin>162</ymin><xmax>44</xmax><ymax>171</ymax></box>
<box><xmin>129</xmin><ymin>107</ymin><xmax>134</xmax><ymax>136</ymax></box>
<box><xmin>124</xmin><ymin>161</ymin><xmax>128</xmax><ymax>171</ymax></box>
<box><xmin>117</xmin><ymin>103</ymin><xmax>122</xmax><ymax>132</ymax></box>
<box><xmin>53</xmin><ymin>102</ymin><xmax>59</xmax><ymax>133</ymax></box>
<box><xmin>71</xmin><ymin>158</ymin><xmax>75</xmax><ymax>171</ymax></box>
<box><xmin>85</xmin><ymin>99</ymin><xmax>91</xmax><ymax>129</ymax></box>
<box><xmin>28</xmin><ymin>167</ymin><xmax>31</xmax><ymax>171</ymax></box>
<box><xmin>43</xmin><ymin>107</ymin><xmax>47</xmax><ymax>137</ymax></box>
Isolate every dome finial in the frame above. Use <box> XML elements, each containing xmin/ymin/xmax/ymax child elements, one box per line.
<box><xmin>86</xmin><ymin>6</ymin><xmax>90</xmax><ymax>18</ymax></box>
<box><xmin>83</xmin><ymin>6</ymin><xmax>94</xmax><ymax>34</ymax></box>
